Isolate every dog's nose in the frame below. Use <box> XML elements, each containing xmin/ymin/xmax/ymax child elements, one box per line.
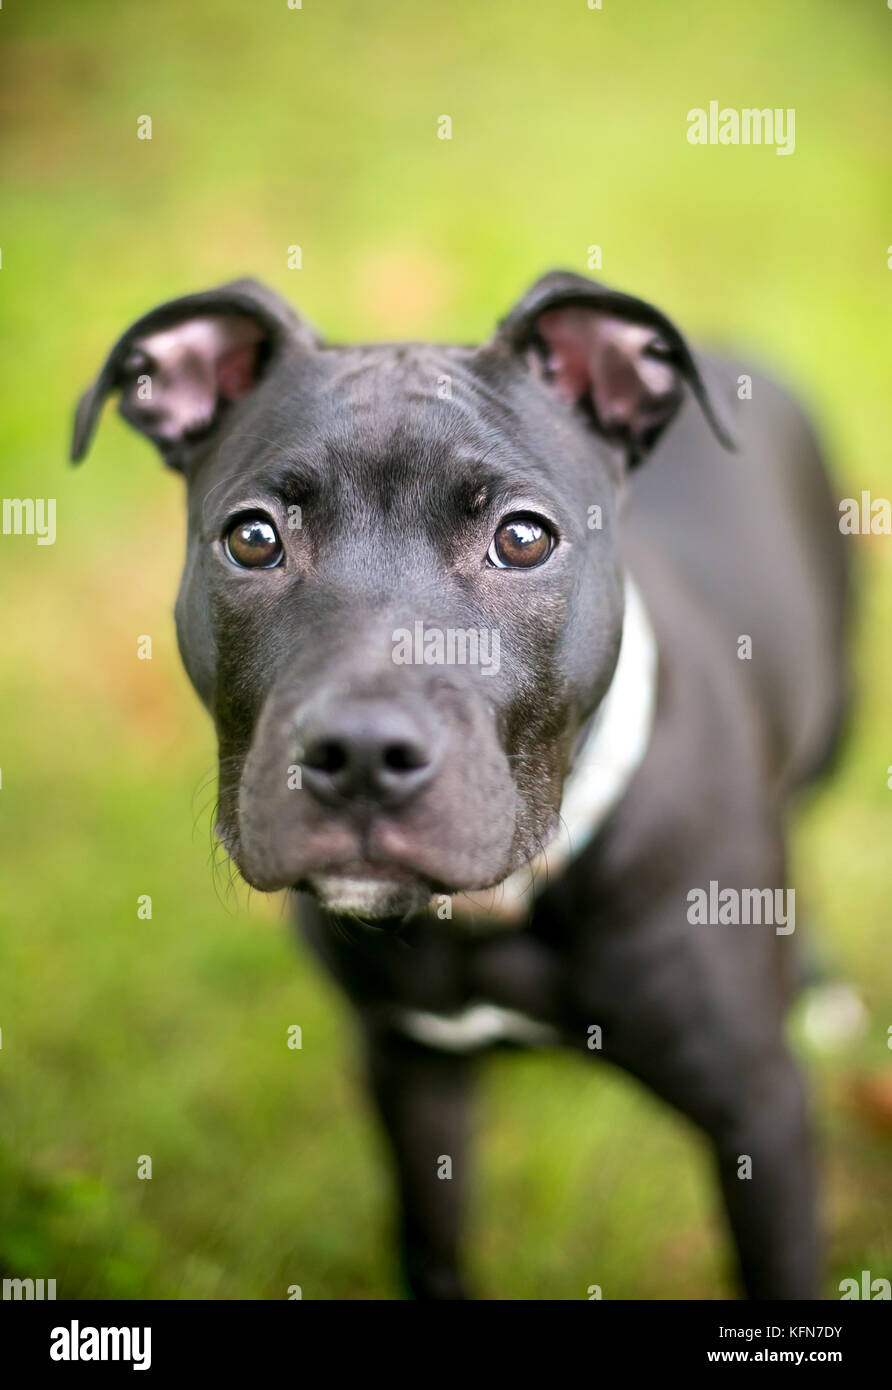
<box><xmin>297</xmin><ymin>698</ymin><xmax>440</xmax><ymax>808</ymax></box>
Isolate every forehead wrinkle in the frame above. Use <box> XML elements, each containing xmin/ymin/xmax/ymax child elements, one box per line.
<box><xmin>321</xmin><ymin>432</ymin><xmax>442</xmax><ymax>522</ymax></box>
<box><xmin>318</xmin><ymin>344</ymin><xmax>528</xmax><ymax>432</ymax></box>
<box><xmin>204</xmin><ymin>443</ymin><xmax>326</xmax><ymax>519</ymax></box>
<box><xmin>319</xmin><ymin>345</ymin><xmax>455</xmax><ymax>402</ymax></box>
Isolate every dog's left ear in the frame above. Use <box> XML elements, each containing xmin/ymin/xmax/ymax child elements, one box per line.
<box><xmin>495</xmin><ymin>270</ymin><xmax>735</xmax><ymax>466</ymax></box>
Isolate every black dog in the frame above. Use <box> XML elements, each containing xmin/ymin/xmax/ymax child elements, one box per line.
<box><xmin>73</xmin><ymin>271</ymin><xmax>848</xmax><ymax>1299</ymax></box>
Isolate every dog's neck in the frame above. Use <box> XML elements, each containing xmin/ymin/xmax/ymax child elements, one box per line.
<box><xmin>451</xmin><ymin>574</ymin><xmax>658</xmax><ymax>927</ymax></box>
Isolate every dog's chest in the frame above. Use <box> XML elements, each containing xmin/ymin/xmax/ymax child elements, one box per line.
<box><xmin>394</xmin><ymin>1000</ymin><xmax>559</xmax><ymax>1052</ymax></box>
<box><xmin>388</xmin><ymin>925</ymin><xmax>566</xmax><ymax>1052</ymax></box>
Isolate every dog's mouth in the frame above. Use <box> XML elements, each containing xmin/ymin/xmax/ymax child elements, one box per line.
<box><xmin>303</xmin><ymin>862</ymin><xmax>436</xmax><ymax>920</ymax></box>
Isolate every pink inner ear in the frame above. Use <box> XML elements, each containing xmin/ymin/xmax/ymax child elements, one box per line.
<box><xmin>217</xmin><ymin>342</ymin><xmax>260</xmax><ymax>401</ymax></box>
<box><xmin>537</xmin><ymin>307</ymin><xmax>596</xmax><ymax>405</ymax></box>
<box><xmin>536</xmin><ymin>306</ymin><xmax>679</xmax><ymax>446</ymax></box>
<box><xmin>124</xmin><ymin>315</ymin><xmax>264</xmax><ymax>442</ymax></box>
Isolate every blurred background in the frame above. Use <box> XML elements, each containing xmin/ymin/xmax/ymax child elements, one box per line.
<box><xmin>1</xmin><ymin>0</ymin><xmax>889</xmax><ymax>1298</ymax></box>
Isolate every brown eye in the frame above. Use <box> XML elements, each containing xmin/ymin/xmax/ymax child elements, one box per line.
<box><xmin>224</xmin><ymin>514</ymin><xmax>283</xmax><ymax>568</ymax></box>
<box><xmin>488</xmin><ymin>515</ymin><xmax>554</xmax><ymax>569</ymax></box>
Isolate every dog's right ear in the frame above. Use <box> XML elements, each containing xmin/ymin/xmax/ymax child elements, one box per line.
<box><xmin>71</xmin><ymin>279</ymin><xmax>320</xmax><ymax>471</ymax></box>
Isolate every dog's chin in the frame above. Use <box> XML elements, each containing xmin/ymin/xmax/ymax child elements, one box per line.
<box><xmin>307</xmin><ymin>874</ymin><xmax>434</xmax><ymax>920</ymax></box>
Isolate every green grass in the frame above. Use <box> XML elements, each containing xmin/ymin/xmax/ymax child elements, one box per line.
<box><xmin>1</xmin><ymin>0</ymin><xmax>890</xmax><ymax>1298</ymax></box>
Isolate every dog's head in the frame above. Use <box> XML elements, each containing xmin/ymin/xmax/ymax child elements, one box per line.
<box><xmin>73</xmin><ymin>272</ymin><xmax>730</xmax><ymax>921</ymax></box>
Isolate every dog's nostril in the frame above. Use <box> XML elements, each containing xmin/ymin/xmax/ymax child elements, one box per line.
<box><xmin>304</xmin><ymin>739</ymin><xmax>348</xmax><ymax>774</ymax></box>
<box><xmin>383</xmin><ymin>741</ymin><xmax>428</xmax><ymax>773</ymax></box>
<box><xmin>297</xmin><ymin>700</ymin><xmax>440</xmax><ymax>807</ymax></box>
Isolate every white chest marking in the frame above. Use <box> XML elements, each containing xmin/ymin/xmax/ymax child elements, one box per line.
<box><xmin>396</xmin><ymin>1003</ymin><xmax>559</xmax><ymax>1052</ymax></box>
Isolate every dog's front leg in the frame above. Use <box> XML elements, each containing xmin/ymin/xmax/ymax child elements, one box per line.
<box><xmin>634</xmin><ymin>1036</ymin><xmax>818</xmax><ymax>1298</ymax></box>
<box><xmin>600</xmin><ymin>980</ymin><xmax>820</xmax><ymax>1299</ymax></box>
<box><xmin>364</xmin><ymin>1026</ymin><xmax>476</xmax><ymax>1300</ymax></box>
<box><xmin>710</xmin><ymin>1046</ymin><xmax>819</xmax><ymax>1300</ymax></box>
